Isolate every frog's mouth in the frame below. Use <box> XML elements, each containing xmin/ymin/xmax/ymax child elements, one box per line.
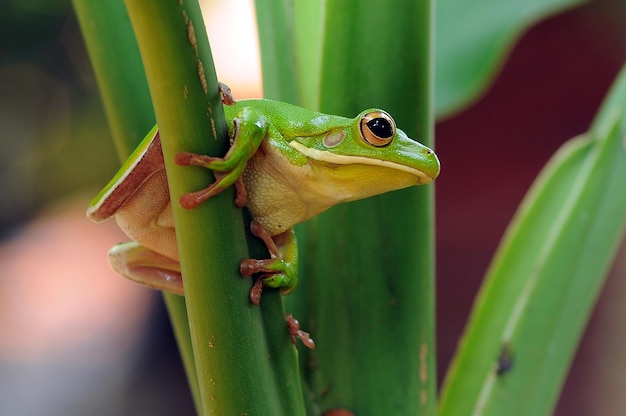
<box><xmin>289</xmin><ymin>141</ymin><xmax>437</xmax><ymax>184</ymax></box>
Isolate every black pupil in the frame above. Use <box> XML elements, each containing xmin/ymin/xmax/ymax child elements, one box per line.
<box><xmin>367</xmin><ymin>118</ymin><xmax>393</xmax><ymax>138</ymax></box>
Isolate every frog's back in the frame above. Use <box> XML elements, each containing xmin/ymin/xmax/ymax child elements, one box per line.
<box><xmin>224</xmin><ymin>99</ymin><xmax>351</xmax><ymax>137</ymax></box>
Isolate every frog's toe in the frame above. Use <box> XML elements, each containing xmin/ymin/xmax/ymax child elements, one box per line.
<box><xmin>178</xmin><ymin>181</ymin><xmax>222</xmax><ymax>209</ymax></box>
<box><xmin>240</xmin><ymin>258</ymin><xmax>258</xmax><ymax>277</ymax></box>
<box><xmin>246</xmin><ymin>271</ymin><xmax>292</xmax><ymax>305</ymax></box>
<box><xmin>249</xmin><ymin>277</ymin><xmax>264</xmax><ymax>305</ymax></box>
<box><xmin>174</xmin><ymin>151</ymin><xmax>218</xmax><ymax>168</ymax></box>
<box><xmin>286</xmin><ymin>314</ymin><xmax>315</xmax><ymax>349</ymax></box>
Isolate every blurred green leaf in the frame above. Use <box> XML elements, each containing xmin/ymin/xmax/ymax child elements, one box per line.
<box><xmin>254</xmin><ymin>0</ymin><xmax>300</xmax><ymax>103</ymax></box>
<box><xmin>439</xmin><ymin>65</ymin><xmax>626</xmax><ymax>415</ymax></box>
<box><xmin>435</xmin><ymin>0</ymin><xmax>586</xmax><ymax>117</ymax></box>
<box><xmin>254</xmin><ymin>0</ymin><xmax>323</xmax><ymax>108</ymax></box>
<box><xmin>73</xmin><ymin>0</ymin><xmax>154</xmax><ymax>154</ymax></box>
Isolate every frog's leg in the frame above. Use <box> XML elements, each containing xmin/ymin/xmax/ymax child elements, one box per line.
<box><xmin>110</xmin><ymin>241</ymin><xmax>314</xmax><ymax>349</ymax></box>
<box><xmin>240</xmin><ymin>221</ymin><xmax>298</xmax><ymax>305</ymax></box>
<box><xmin>218</xmin><ymin>82</ymin><xmax>235</xmax><ymax>105</ymax></box>
<box><xmin>108</xmin><ymin>241</ymin><xmax>183</xmax><ymax>295</ymax></box>
<box><xmin>175</xmin><ymin>107</ymin><xmax>267</xmax><ymax>209</ymax></box>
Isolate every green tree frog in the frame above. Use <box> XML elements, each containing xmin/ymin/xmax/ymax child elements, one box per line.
<box><xmin>87</xmin><ymin>88</ymin><xmax>440</xmax><ymax>315</ymax></box>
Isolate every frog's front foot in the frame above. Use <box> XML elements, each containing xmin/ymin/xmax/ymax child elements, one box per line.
<box><xmin>174</xmin><ymin>153</ymin><xmax>248</xmax><ymax>208</ymax></box>
<box><xmin>240</xmin><ymin>221</ymin><xmax>298</xmax><ymax>305</ymax></box>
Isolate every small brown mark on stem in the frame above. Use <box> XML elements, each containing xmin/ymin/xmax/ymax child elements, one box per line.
<box><xmin>197</xmin><ymin>60</ymin><xmax>208</xmax><ymax>94</ymax></box>
<box><xmin>210</xmin><ymin>118</ymin><xmax>217</xmax><ymax>140</ymax></box>
<box><xmin>182</xmin><ymin>10</ymin><xmax>207</xmax><ymax>95</ymax></box>
<box><xmin>419</xmin><ymin>343</ymin><xmax>429</xmax><ymax>383</ymax></box>
<box><xmin>184</xmin><ymin>11</ymin><xmax>197</xmax><ymax>53</ymax></box>
<box><xmin>418</xmin><ymin>342</ymin><xmax>430</xmax><ymax>407</ymax></box>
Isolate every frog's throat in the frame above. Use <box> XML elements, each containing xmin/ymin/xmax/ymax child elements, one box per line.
<box><xmin>289</xmin><ymin>141</ymin><xmax>433</xmax><ymax>183</ymax></box>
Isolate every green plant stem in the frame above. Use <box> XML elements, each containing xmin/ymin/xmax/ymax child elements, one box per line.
<box><xmin>123</xmin><ymin>0</ymin><xmax>304</xmax><ymax>414</ymax></box>
<box><xmin>255</xmin><ymin>0</ymin><xmax>436</xmax><ymax>414</ymax></box>
<box><xmin>73</xmin><ymin>1</ymin><xmax>202</xmax><ymax>412</ymax></box>
<box><xmin>308</xmin><ymin>2</ymin><xmax>436</xmax><ymax>413</ymax></box>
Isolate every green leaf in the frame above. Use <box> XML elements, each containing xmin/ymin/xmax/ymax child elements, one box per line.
<box><xmin>439</xmin><ymin>66</ymin><xmax>626</xmax><ymax>415</ymax></box>
<box><xmin>435</xmin><ymin>0</ymin><xmax>586</xmax><ymax>116</ymax></box>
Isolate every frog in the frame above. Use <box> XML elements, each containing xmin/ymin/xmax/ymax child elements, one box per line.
<box><xmin>87</xmin><ymin>85</ymin><xmax>440</xmax><ymax>347</ymax></box>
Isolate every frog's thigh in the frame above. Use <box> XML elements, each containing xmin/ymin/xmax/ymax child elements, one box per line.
<box><xmin>109</xmin><ymin>241</ymin><xmax>183</xmax><ymax>295</ymax></box>
<box><xmin>114</xmin><ymin>169</ymin><xmax>179</xmax><ymax>262</ymax></box>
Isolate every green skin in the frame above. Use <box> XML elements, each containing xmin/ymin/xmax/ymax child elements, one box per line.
<box><xmin>87</xmin><ymin>97</ymin><xmax>440</xmax><ymax>306</ymax></box>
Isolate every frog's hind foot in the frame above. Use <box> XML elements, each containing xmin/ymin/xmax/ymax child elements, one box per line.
<box><xmin>286</xmin><ymin>314</ymin><xmax>315</xmax><ymax>349</ymax></box>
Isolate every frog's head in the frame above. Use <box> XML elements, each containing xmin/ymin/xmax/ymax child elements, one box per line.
<box><xmin>288</xmin><ymin>109</ymin><xmax>440</xmax><ymax>203</ymax></box>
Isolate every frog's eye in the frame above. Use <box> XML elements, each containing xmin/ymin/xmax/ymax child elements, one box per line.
<box><xmin>360</xmin><ymin>111</ymin><xmax>395</xmax><ymax>147</ymax></box>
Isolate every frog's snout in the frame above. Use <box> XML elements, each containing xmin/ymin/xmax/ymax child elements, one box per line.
<box><xmin>422</xmin><ymin>148</ymin><xmax>441</xmax><ymax>181</ymax></box>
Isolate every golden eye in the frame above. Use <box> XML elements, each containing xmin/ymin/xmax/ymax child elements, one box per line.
<box><xmin>359</xmin><ymin>111</ymin><xmax>395</xmax><ymax>147</ymax></box>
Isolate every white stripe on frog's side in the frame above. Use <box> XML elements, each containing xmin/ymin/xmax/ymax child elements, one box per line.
<box><xmin>288</xmin><ymin>141</ymin><xmax>433</xmax><ymax>184</ymax></box>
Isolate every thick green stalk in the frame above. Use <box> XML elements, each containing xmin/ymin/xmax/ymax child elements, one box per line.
<box><xmin>72</xmin><ymin>1</ymin><xmax>201</xmax><ymax>412</ymax></box>
<box><xmin>305</xmin><ymin>2</ymin><xmax>435</xmax><ymax>414</ymax></box>
<box><xmin>255</xmin><ymin>0</ymin><xmax>436</xmax><ymax>414</ymax></box>
<box><xmin>123</xmin><ymin>1</ymin><xmax>304</xmax><ymax>414</ymax></box>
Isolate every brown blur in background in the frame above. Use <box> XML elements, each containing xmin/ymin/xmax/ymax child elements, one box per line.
<box><xmin>1</xmin><ymin>0</ymin><xmax>625</xmax><ymax>414</ymax></box>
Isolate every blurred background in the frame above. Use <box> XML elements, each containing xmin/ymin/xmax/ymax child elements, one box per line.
<box><xmin>0</xmin><ymin>0</ymin><xmax>625</xmax><ymax>414</ymax></box>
